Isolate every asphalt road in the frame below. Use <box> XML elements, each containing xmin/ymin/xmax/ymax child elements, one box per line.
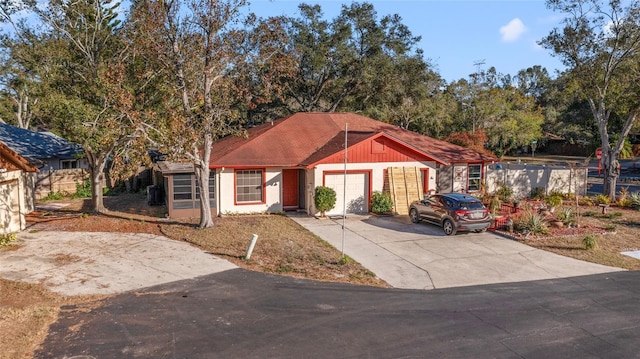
<box><xmin>37</xmin><ymin>268</ymin><xmax>640</xmax><ymax>358</ymax></box>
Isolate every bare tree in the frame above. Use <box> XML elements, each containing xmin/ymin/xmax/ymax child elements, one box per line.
<box><xmin>133</xmin><ymin>0</ymin><xmax>248</xmax><ymax>228</ymax></box>
<box><xmin>540</xmin><ymin>0</ymin><xmax>640</xmax><ymax>200</ymax></box>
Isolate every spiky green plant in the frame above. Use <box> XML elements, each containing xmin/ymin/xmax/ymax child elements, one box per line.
<box><xmin>556</xmin><ymin>207</ymin><xmax>575</xmax><ymax>225</ymax></box>
<box><xmin>513</xmin><ymin>210</ymin><xmax>549</xmax><ymax>235</ymax></box>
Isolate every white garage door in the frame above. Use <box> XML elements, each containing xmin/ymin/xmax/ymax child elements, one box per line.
<box><xmin>324</xmin><ymin>172</ymin><xmax>369</xmax><ymax>216</ymax></box>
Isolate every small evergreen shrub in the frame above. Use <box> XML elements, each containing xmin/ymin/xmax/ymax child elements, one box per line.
<box><xmin>496</xmin><ymin>183</ymin><xmax>513</xmax><ymax>203</ymax></box>
<box><xmin>488</xmin><ymin>195</ymin><xmax>501</xmax><ymax>215</ymax></box>
<box><xmin>314</xmin><ymin>186</ymin><xmax>336</xmax><ymax>216</ymax></box>
<box><xmin>371</xmin><ymin>191</ymin><xmax>393</xmax><ymax>214</ymax></box>
<box><xmin>583</xmin><ymin>234</ymin><xmax>598</xmax><ymax>250</ymax></box>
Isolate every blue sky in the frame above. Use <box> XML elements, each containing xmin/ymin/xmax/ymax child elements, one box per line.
<box><xmin>247</xmin><ymin>0</ymin><xmax>567</xmax><ymax>83</ymax></box>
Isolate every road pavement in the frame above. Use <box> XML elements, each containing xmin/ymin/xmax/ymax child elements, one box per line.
<box><xmin>36</xmin><ymin>268</ymin><xmax>640</xmax><ymax>358</ymax></box>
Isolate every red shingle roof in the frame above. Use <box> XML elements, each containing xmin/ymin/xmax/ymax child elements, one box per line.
<box><xmin>209</xmin><ymin>113</ymin><xmax>496</xmax><ymax>168</ymax></box>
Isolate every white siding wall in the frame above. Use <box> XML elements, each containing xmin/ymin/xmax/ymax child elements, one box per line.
<box><xmin>217</xmin><ymin>161</ymin><xmax>437</xmax><ymax>216</ymax></box>
<box><xmin>0</xmin><ymin>170</ymin><xmax>26</xmax><ymax>233</ymax></box>
<box><xmin>306</xmin><ymin>161</ymin><xmax>437</xmax><ymax>216</ymax></box>
<box><xmin>217</xmin><ymin>167</ymin><xmax>284</xmax><ymax>215</ymax></box>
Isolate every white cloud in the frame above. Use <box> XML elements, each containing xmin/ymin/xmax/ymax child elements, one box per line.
<box><xmin>500</xmin><ymin>18</ymin><xmax>527</xmax><ymax>42</ymax></box>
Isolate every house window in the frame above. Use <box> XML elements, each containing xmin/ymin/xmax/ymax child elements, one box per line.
<box><xmin>172</xmin><ymin>171</ymin><xmax>216</xmax><ymax>209</ymax></box>
<box><xmin>467</xmin><ymin>164</ymin><xmax>482</xmax><ymax>192</ymax></box>
<box><xmin>61</xmin><ymin>160</ymin><xmax>78</xmax><ymax>169</ymax></box>
<box><xmin>195</xmin><ymin>174</ymin><xmax>216</xmax><ymax>201</ymax></box>
<box><xmin>236</xmin><ymin>169</ymin><xmax>264</xmax><ymax>203</ymax></box>
<box><xmin>173</xmin><ymin>174</ymin><xmax>193</xmax><ymax>200</ymax></box>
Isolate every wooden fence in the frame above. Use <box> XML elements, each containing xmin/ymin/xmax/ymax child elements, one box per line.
<box><xmin>34</xmin><ymin>168</ymin><xmax>90</xmax><ymax>199</ymax></box>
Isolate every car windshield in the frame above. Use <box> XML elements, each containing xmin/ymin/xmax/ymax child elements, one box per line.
<box><xmin>459</xmin><ymin>201</ymin><xmax>484</xmax><ymax>210</ymax></box>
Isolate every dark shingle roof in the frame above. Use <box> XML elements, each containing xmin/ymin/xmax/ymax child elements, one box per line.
<box><xmin>0</xmin><ymin>123</ymin><xmax>83</xmax><ymax>165</ymax></box>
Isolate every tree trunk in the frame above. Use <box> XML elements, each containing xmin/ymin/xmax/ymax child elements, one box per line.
<box><xmin>86</xmin><ymin>150</ymin><xmax>108</xmax><ymax>213</ymax></box>
<box><xmin>90</xmin><ymin>166</ymin><xmax>106</xmax><ymax>213</ymax></box>
<box><xmin>195</xmin><ymin>133</ymin><xmax>214</xmax><ymax>229</ymax></box>
<box><xmin>602</xmin><ymin>148</ymin><xmax>619</xmax><ymax>200</ymax></box>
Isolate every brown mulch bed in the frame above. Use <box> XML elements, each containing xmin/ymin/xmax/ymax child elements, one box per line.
<box><xmin>496</xmin><ymin>205</ymin><xmax>640</xmax><ymax>271</ymax></box>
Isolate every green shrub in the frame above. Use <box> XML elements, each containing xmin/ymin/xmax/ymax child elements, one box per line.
<box><xmin>488</xmin><ymin>195</ymin><xmax>501</xmax><ymax>215</ymax></box>
<box><xmin>617</xmin><ymin>187</ymin><xmax>631</xmax><ymax>207</ymax></box>
<box><xmin>371</xmin><ymin>191</ymin><xmax>393</xmax><ymax>214</ymax></box>
<box><xmin>545</xmin><ymin>193</ymin><xmax>563</xmax><ymax>208</ymax></box>
<box><xmin>513</xmin><ymin>210</ymin><xmax>549</xmax><ymax>235</ymax></box>
<box><xmin>583</xmin><ymin>234</ymin><xmax>598</xmax><ymax>250</ymax></box>
<box><xmin>604</xmin><ymin>224</ymin><xmax>616</xmax><ymax>231</ymax></box>
<box><xmin>0</xmin><ymin>231</ymin><xmax>17</xmax><ymax>247</ymax></box>
<box><xmin>496</xmin><ymin>183</ymin><xmax>513</xmax><ymax>203</ymax></box>
<box><xmin>578</xmin><ymin>196</ymin><xmax>594</xmax><ymax>206</ymax></box>
<box><xmin>630</xmin><ymin>192</ymin><xmax>640</xmax><ymax>209</ymax></box>
<box><xmin>314</xmin><ymin>186</ymin><xmax>336</xmax><ymax>215</ymax></box>
<box><xmin>41</xmin><ymin>191</ymin><xmax>65</xmax><ymax>201</ymax></box>
<box><xmin>603</xmin><ymin>211</ymin><xmax>623</xmax><ymax>219</ymax></box>
<box><xmin>72</xmin><ymin>179</ymin><xmax>92</xmax><ymax>199</ymax></box>
<box><xmin>593</xmin><ymin>194</ymin><xmax>611</xmax><ymax>205</ymax></box>
<box><xmin>530</xmin><ymin>187</ymin><xmax>545</xmax><ymax>200</ymax></box>
<box><xmin>583</xmin><ymin>211</ymin><xmax>597</xmax><ymax>217</ymax></box>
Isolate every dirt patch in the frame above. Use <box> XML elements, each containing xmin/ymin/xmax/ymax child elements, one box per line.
<box><xmin>27</xmin><ymin>194</ymin><xmax>386</xmax><ymax>287</ymax></box>
<box><xmin>0</xmin><ymin>278</ymin><xmax>104</xmax><ymax>359</ymax></box>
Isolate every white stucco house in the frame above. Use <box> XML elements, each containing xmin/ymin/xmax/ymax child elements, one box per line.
<box><xmin>0</xmin><ymin>142</ymin><xmax>38</xmax><ymax>233</ymax></box>
<box><xmin>156</xmin><ymin>112</ymin><xmax>497</xmax><ymax>218</ymax></box>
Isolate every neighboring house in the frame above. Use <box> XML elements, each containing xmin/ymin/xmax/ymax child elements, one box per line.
<box><xmin>0</xmin><ymin>123</ymin><xmax>90</xmax><ymax>198</ymax></box>
<box><xmin>0</xmin><ymin>142</ymin><xmax>38</xmax><ymax>233</ymax></box>
<box><xmin>157</xmin><ymin>113</ymin><xmax>496</xmax><ymax>218</ymax></box>
<box><xmin>0</xmin><ymin>123</ymin><xmax>86</xmax><ymax>170</ymax></box>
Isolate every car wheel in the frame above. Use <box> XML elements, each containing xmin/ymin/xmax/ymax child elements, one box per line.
<box><xmin>443</xmin><ymin>219</ymin><xmax>456</xmax><ymax>236</ymax></box>
<box><xmin>409</xmin><ymin>208</ymin><xmax>420</xmax><ymax>223</ymax></box>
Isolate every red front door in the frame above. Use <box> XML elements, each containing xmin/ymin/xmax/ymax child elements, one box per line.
<box><xmin>282</xmin><ymin>169</ymin><xmax>299</xmax><ymax>209</ymax></box>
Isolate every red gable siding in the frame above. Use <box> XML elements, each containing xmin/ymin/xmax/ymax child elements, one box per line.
<box><xmin>313</xmin><ymin>135</ymin><xmax>433</xmax><ymax>165</ymax></box>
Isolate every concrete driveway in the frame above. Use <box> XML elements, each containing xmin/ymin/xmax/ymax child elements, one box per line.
<box><xmin>290</xmin><ymin>214</ymin><xmax>624</xmax><ymax>290</ymax></box>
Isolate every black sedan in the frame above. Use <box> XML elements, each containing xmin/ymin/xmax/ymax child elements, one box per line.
<box><xmin>409</xmin><ymin>193</ymin><xmax>492</xmax><ymax>235</ymax></box>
